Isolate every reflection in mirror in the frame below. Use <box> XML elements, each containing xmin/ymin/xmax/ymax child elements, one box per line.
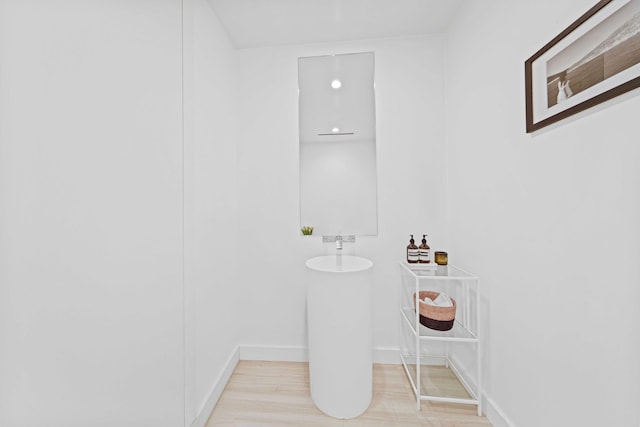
<box><xmin>299</xmin><ymin>52</ymin><xmax>377</xmax><ymax>236</ymax></box>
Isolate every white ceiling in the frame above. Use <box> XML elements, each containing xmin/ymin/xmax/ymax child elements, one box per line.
<box><xmin>208</xmin><ymin>0</ymin><xmax>466</xmax><ymax>49</ymax></box>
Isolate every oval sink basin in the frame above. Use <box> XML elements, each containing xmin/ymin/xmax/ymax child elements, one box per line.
<box><xmin>305</xmin><ymin>255</ymin><xmax>373</xmax><ymax>273</ymax></box>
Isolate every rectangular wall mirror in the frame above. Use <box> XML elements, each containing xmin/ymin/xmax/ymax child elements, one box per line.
<box><xmin>298</xmin><ymin>52</ymin><xmax>378</xmax><ymax>236</ymax></box>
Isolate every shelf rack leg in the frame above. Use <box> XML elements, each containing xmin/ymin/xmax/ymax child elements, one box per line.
<box><xmin>415</xmin><ymin>276</ymin><xmax>421</xmax><ymax>410</ymax></box>
<box><xmin>476</xmin><ymin>278</ymin><xmax>482</xmax><ymax>416</ymax></box>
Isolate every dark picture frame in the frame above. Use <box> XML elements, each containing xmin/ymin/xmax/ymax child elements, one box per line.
<box><xmin>525</xmin><ymin>0</ymin><xmax>640</xmax><ymax>133</ymax></box>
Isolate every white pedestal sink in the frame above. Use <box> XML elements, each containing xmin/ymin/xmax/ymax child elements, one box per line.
<box><xmin>305</xmin><ymin>255</ymin><xmax>373</xmax><ymax>419</ymax></box>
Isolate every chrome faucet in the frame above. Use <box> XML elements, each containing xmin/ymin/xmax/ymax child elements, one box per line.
<box><xmin>322</xmin><ymin>234</ymin><xmax>355</xmax><ymax>251</ymax></box>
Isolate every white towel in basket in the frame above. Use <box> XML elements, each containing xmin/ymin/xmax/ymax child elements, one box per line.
<box><xmin>423</xmin><ymin>293</ymin><xmax>453</xmax><ymax>307</ymax></box>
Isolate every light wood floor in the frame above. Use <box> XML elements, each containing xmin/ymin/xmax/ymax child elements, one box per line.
<box><xmin>206</xmin><ymin>361</ymin><xmax>492</xmax><ymax>426</ymax></box>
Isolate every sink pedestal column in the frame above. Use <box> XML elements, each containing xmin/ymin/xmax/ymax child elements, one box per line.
<box><xmin>306</xmin><ymin>255</ymin><xmax>373</xmax><ymax>419</ymax></box>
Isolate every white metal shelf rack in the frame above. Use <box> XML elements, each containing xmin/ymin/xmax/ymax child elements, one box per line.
<box><xmin>399</xmin><ymin>262</ymin><xmax>482</xmax><ymax>415</ymax></box>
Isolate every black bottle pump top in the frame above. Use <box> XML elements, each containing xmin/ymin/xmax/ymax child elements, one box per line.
<box><xmin>422</xmin><ymin>235</ymin><xmax>427</xmax><ymax>244</ymax></box>
<box><xmin>409</xmin><ymin>234</ymin><xmax>414</xmax><ymax>243</ymax></box>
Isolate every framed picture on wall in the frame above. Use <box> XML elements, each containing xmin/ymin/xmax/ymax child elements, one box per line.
<box><xmin>525</xmin><ymin>0</ymin><xmax>640</xmax><ymax>133</ymax></box>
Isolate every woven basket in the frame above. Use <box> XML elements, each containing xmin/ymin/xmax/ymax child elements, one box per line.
<box><xmin>413</xmin><ymin>291</ymin><xmax>457</xmax><ymax>331</ymax></box>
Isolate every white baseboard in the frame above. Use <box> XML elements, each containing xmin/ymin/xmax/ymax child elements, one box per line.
<box><xmin>484</xmin><ymin>395</ymin><xmax>515</xmax><ymax>427</ymax></box>
<box><xmin>238</xmin><ymin>344</ymin><xmax>402</xmax><ymax>365</ymax></box>
<box><xmin>189</xmin><ymin>345</ymin><xmax>240</xmax><ymax>427</ymax></box>
<box><xmin>239</xmin><ymin>344</ymin><xmax>308</xmax><ymax>362</ymax></box>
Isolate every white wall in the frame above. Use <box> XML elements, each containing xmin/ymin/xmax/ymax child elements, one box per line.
<box><xmin>0</xmin><ymin>1</ymin><xmax>184</xmax><ymax>426</ymax></box>
<box><xmin>183</xmin><ymin>0</ymin><xmax>239</xmax><ymax>425</ymax></box>
<box><xmin>235</xmin><ymin>37</ymin><xmax>449</xmax><ymax>358</ymax></box>
<box><xmin>446</xmin><ymin>1</ymin><xmax>640</xmax><ymax>426</ymax></box>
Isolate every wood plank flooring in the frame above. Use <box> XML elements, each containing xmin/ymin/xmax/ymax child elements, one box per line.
<box><xmin>206</xmin><ymin>361</ymin><xmax>492</xmax><ymax>426</ymax></box>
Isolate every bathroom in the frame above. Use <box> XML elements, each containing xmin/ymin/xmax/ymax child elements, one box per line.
<box><xmin>1</xmin><ymin>0</ymin><xmax>639</xmax><ymax>426</ymax></box>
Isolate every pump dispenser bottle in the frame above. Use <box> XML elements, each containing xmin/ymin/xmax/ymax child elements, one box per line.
<box><xmin>419</xmin><ymin>235</ymin><xmax>431</xmax><ymax>263</ymax></box>
<box><xmin>407</xmin><ymin>235</ymin><xmax>419</xmax><ymax>263</ymax></box>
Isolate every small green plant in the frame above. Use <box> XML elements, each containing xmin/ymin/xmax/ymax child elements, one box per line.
<box><xmin>301</xmin><ymin>226</ymin><xmax>314</xmax><ymax>235</ymax></box>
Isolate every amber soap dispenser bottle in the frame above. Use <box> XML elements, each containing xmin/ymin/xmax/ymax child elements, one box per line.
<box><xmin>407</xmin><ymin>235</ymin><xmax>419</xmax><ymax>263</ymax></box>
<box><xmin>419</xmin><ymin>234</ymin><xmax>431</xmax><ymax>263</ymax></box>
